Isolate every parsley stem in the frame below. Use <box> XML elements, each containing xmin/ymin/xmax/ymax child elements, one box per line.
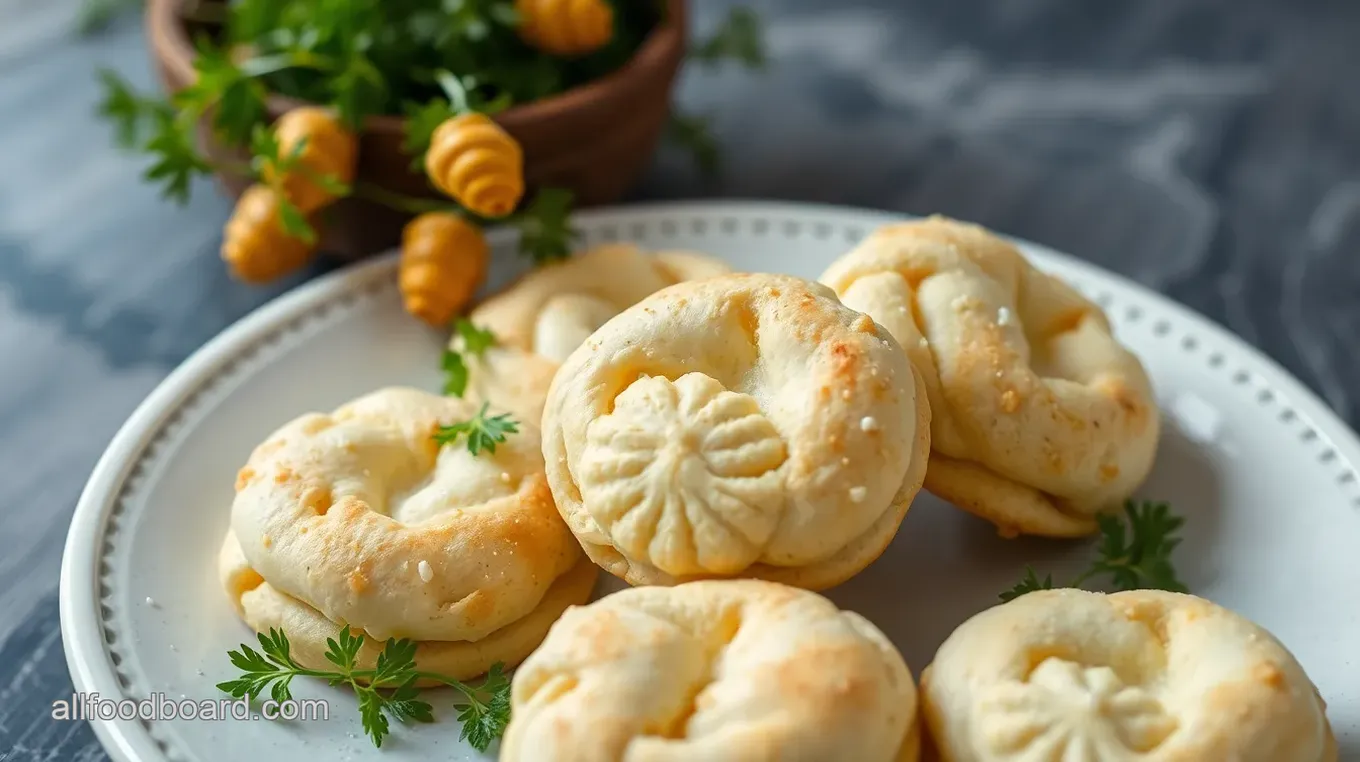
<box><xmin>353</xmin><ymin>182</ymin><xmax>459</xmax><ymax>215</ymax></box>
<box><xmin>414</xmin><ymin>672</ymin><xmax>483</xmax><ymax>698</ymax></box>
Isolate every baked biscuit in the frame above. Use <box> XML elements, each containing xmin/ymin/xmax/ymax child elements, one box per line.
<box><xmin>920</xmin><ymin>589</ymin><xmax>1337</xmax><ymax>762</ymax></box>
<box><xmin>218</xmin><ymin>530</ymin><xmax>597</xmax><ymax>682</ymax></box>
<box><xmin>541</xmin><ymin>273</ymin><xmax>932</xmax><ymax>589</ymax></box>
<box><xmin>501</xmin><ymin>579</ymin><xmax>920</xmax><ymax>762</ymax></box>
<box><xmin>225</xmin><ymin>387</ymin><xmax>597</xmax><ymax>678</ymax></box>
<box><xmin>821</xmin><ymin>217</ymin><xmax>1159</xmax><ymax>537</ymax></box>
<box><xmin>455</xmin><ymin>243</ymin><xmax>732</xmax><ymax>425</ymax></box>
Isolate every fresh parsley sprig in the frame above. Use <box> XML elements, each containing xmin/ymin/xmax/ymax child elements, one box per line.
<box><xmin>97</xmin><ymin>71</ymin><xmax>214</xmax><ymax>204</ymax></box>
<box><xmin>217</xmin><ymin>626</ymin><xmax>510</xmax><ymax>750</ymax></box>
<box><xmin>174</xmin><ymin>40</ymin><xmax>271</xmax><ymax>145</ymax></box>
<box><xmin>507</xmin><ymin>188</ymin><xmax>577</xmax><ymax>264</ymax></box>
<box><xmin>1000</xmin><ymin>500</ymin><xmax>1189</xmax><ymax>602</ymax></box>
<box><xmin>441</xmin><ymin>319</ymin><xmax>496</xmax><ymax>397</ymax></box>
<box><xmin>433</xmin><ymin>402</ymin><xmax>519</xmax><ymax>455</ymax></box>
<box><xmin>456</xmin><ymin>318</ymin><xmax>497</xmax><ymax>355</ymax></box>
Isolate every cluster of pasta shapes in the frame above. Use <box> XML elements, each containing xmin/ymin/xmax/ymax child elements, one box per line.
<box><xmin>220</xmin><ymin>217</ymin><xmax>1336</xmax><ymax>761</ymax></box>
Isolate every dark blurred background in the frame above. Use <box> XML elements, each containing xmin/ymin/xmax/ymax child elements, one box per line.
<box><xmin>3</xmin><ymin>0</ymin><xmax>1359</xmax><ymax>757</ymax></box>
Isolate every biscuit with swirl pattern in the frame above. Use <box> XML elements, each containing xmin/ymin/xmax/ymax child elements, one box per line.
<box><xmin>540</xmin><ymin>273</ymin><xmax>931</xmax><ymax>589</ymax></box>
<box><xmin>920</xmin><ymin>589</ymin><xmax>1336</xmax><ymax>762</ymax></box>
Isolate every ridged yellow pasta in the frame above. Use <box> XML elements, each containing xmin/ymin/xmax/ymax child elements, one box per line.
<box><xmin>423</xmin><ymin>113</ymin><xmax>524</xmax><ymax>218</ymax></box>
<box><xmin>261</xmin><ymin>107</ymin><xmax>357</xmax><ymax>213</ymax></box>
<box><xmin>516</xmin><ymin>0</ymin><xmax>614</xmax><ymax>56</ymax></box>
<box><xmin>398</xmin><ymin>212</ymin><xmax>489</xmax><ymax>327</ymax></box>
<box><xmin>221</xmin><ymin>185</ymin><xmax>315</xmax><ymax>284</ymax></box>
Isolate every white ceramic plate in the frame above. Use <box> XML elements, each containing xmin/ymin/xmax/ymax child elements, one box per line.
<box><xmin>61</xmin><ymin>201</ymin><xmax>1360</xmax><ymax>762</ymax></box>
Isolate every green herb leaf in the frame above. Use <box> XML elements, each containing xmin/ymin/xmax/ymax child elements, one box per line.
<box><xmin>228</xmin><ymin>0</ymin><xmax>284</xmax><ymax>44</ymax></box>
<box><xmin>324</xmin><ymin>625</ymin><xmax>365</xmax><ymax>672</ymax></box>
<box><xmin>141</xmin><ymin>109</ymin><xmax>214</xmax><ymax>205</ymax></box>
<box><xmin>275</xmin><ymin>197</ymin><xmax>317</xmax><ymax>244</ymax></box>
<box><xmin>479</xmin><ymin>662</ymin><xmax>510</xmax><ymax>696</ymax></box>
<box><xmin>456</xmin><ymin>663</ymin><xmax>512</xmax><ymax>752</ymax></box>
<box><xmin>301</xmin><ymin>165</ymin><xmax>353</xmax><ymax>196</ymax></box>
<box><xmin>387</xmin><ymin>676</ymin><xmax>436</xmax><ymax>723</ymax></box>
<box><xmin>441</xmin><ymin>349</ymin><xmax>470</xmax><ymax>397</ymax></box>
<box><xmin>357</xmin><ymin>689</ymin><xmax>390</xmax><ymax>747</ymax></box>
<box><xmin>258</xmin><ymin>627</ymin><xmax>296</xmax><ymax>668</ymax></box>
<box><xmin>269</xmin><ymin>675</ymin><xmax>294</xmax><ymax>704</ymax></box>
<box><xmin>373</xmin><ymin>637</ymin><xmax>418</xmax><ymax>686</ymax></box>
<box><xmin>402</xmin><ymin>98</ymin><xmax>460</xmax><ymax>169</ymax></box>
<box><xmin>222</xmin><ymin>624</ymin><xmax>510</xmax><ymax>750</ymax></box>
<box><xmin>457</xmin><ymin>694</ymin><xmax>509</xmax><ymax>752</ymax></box>
<box><xmin>1090</xmin><ymin>501</ymin><xmax>1188</xmax><ymax>593</ymax></box>
<box><xmin>175</xmin><ymin>40</ymin><xmax>268</xmax><ymax>146</ymax></box>
<box><xmin>666</xmin><ymin>111</ymin><xmax>722</xmax><ymax>178</ymax></box>
<box><xmin>997</xmin><ymin>500</ymin><xmax>1188</xmax><ymax>601</ymax></box>
<box><xmin>95</xmin><ymin>69</ymin><xmax>155</xmax><ymax>148</ymax></box>
<box><xmin>330</xmin><ymin>54</ymin><xmax>388</xmax><ymax>130</ymax></box>
<box><xmin>433</xmin><ymin>402</ymin><xmax>519</xmax><ymax>455</ymax></box>
<box><xmin>249</xmin><ymin>122</ymin><xmax>283</xmax><ymax>175</ymax></box>
<box><xmin>455</xmin><ymin>319</ymin><xmax>496</xmax><ymax>356</ymax></box>
<box><xmin>511</xmin><ymin>188</ymin><xmax>577</xmax><ymax>263</ymax></box>
<box><xmin>692</xmin><ymin>7</ymin><xmax>766</xmax><ymax>69</ymax></box>
<box><xmin>998</xmin><ymin>566</ymin><xmax>1054</xmax><ymax>602</ymax></box>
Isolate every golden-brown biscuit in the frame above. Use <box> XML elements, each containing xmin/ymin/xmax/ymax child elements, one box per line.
<box><xmin>541</xmin><ymin>273</ymin><xmax>932</xmax><ymax>589</ymax></box>
<box><xmin>224</xmin><ymin>387</ymin><xmax>597</xmax><ymax>677</ymax></box>
<box><xmin>501</xmin><ymin>579</ymin><xmax>920</xmax><ymax>762</ymax></box>
<box><xmin>218</xmin><ymin>530</ymin><xmax>597</xmax><ymax>682</ymax></box>
<box><xmin>919</xmin><ymin>589</ymin><xmax>1337</xmax><ymax>762</ymax></box>
<box><xmin>454</xmin><ymin>244</ymin><xmax>732</xmax><ymax>425</ymax></box>
<box><xmin>821</xmin><ymin>217</ymin><xmax>1159</xmax><ymax>537</ymax></box>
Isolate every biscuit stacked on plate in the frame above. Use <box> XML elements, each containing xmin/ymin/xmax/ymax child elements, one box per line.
<box><xmin>540</xmin><ymin>273</ymin><xmax>932</xmax><ymax>589</ymax></box>
<box><xmin>218</xmin><ymin>224</ymin><xmax>1335</xmax><ymax>761</ymax></box>
<box><xmin>220</xmin><ymin>388</ymin><xmax>599</xmax><ymax>680</ymax></box>
<box><xmin>821</xmin><ymin>217</ymin><xmax>1160</xmax><ymax>538</ymax></box>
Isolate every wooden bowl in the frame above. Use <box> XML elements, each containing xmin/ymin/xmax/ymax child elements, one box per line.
<box><xmin>145</xmin><ymin>0</ymin><xmax>687</xmax><ymax>259</ymax></box>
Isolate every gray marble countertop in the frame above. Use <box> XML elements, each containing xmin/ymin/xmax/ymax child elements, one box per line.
<box><xmin>3</xmin><ymin>0</ymin><xmax>1359</xmax><ymax>758</ymax></box>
